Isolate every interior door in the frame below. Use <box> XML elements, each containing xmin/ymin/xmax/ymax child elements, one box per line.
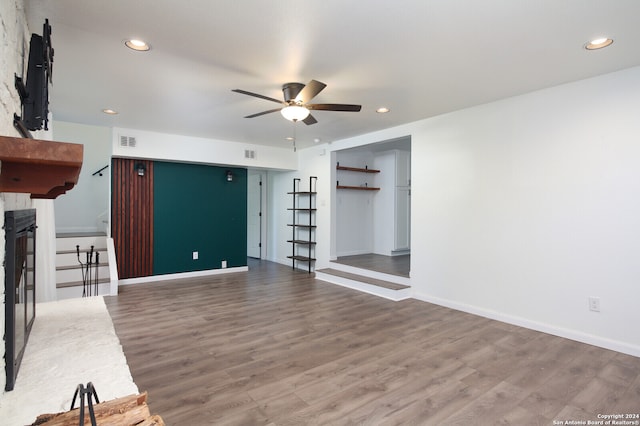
<box><xmin>247</xmin><ymin>173</ymin><xmax>263</xmax><ymax>258</ymax></box>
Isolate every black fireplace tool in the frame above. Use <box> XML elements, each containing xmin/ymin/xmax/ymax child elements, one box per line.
<box><xmin>76</xmin><ymin>245</ymin><xmax>100</xmax><ymax>297</ymax></box>
<box><xmin>70</xmin><ymin>382</ymin><xmax>100</xmax><ymax>426</ymax></box>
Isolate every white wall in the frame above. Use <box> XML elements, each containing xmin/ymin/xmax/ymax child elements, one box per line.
<box><xmin>54</xmin><ymin>122</ymin><xmax>112</xmax><ymax>233</ymax></box>
<box><xmin>372</xmin><ymin>151</ymin><xmax>396</xmax><ymax>255</ymax></box>
<box><xmin>331</xmin><ymin>146</ymin><xmax>410</xmax><ymax>258</ymax></box>
<box><xmin>267</xmin><ymin>170</ymin><xmax>293</xmax><ymax>265</ymax></box>
<box><xmin>317</xmin><ymin>65</ymin><xmax>640</xmax><ymax>357</ymax></box>
<box><xmin>109</xmin><ymin>127</ymin><xmax>299</xmax><ymax>265</ymax></box>
<box><xmin>335</xmin><ymin>151</ymin><xmax>377</xmax><ymax>256</ymax></box>
<box><xmin>414</xmin><ymin>67</ymin><xmax>640</xmax><ymax>356</ymax></box>
<box><xmin>112</xmin><ymin>127</ymin><xmax>298</xmax><ymax>171</ymax></box>
<box><xmin>268</xmin><ymin>146</ymin><xmax>330</xmax><ymax>270</ymax></box>
<box><xmin>49</xmin><ymin>123</ymin><xmax>298</xmax><ymax>239</ymax></box>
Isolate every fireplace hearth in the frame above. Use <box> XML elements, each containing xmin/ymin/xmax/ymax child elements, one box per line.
<box><xmin>4</xmin><ymin>208</ymin><xmax>36</xmax><ymax>391</ymax></box>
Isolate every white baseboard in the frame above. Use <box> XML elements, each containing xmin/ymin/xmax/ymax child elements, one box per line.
<box><xmin>412</xmin><ymin>291</ymin><xmax>640</xmax><ymax>358</ymax></box>
<box><xmin>390</xmin><ymin>249</ymin><xmax>410</xmax><ymax>256</ymax></box>
<box><xmin>118</xmin><ymin>266</ymin><xmax>248</xmax><ymax>286</ymax></box>
<box><xmin>273</xmin><ymin>257</ymin><xmax>317</xmax><ymax>272</ymax></box>
<box><xmin>336</xmin><ymin>249</ymin><xmax>371</xmax><ymax>257</ymax></box>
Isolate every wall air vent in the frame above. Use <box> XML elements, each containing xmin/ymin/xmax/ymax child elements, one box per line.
<box><xmin>120</xmin><ymin>135</ymin><xmax>137</xmax><ymax>148</ymax></box>
<box><xmin>244</xmin><ymin>149</ymin><xmax>256</xmax><ymax>159</ymax></box>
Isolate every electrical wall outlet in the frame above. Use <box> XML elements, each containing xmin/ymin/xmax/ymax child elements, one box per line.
<box><xmin>588</xmin><ymin>297</ymin><xmax>600</xmax><ymax>312</ymax></box>
<box><xmin>192</xmin><ymin>251</ymin><xmax>198</xmax><ymax>260</ymax></box>
<box><xmin>221</xmin><ymin>260</ymin><xmax>227</xmax><ymax>268</ymax></box>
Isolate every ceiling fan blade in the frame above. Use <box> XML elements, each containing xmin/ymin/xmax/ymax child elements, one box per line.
<box><xmin>232</xmin><ymin>89</ymin><xmax>284</xmax><ymax>105</ymax></box>
<box><xmin>307</xmin><ymin>103</ymin><xmax>362</xmax><ymax>112</ymax></box>
<box><xmin>244</xmin><ymin>108</ymin><xmax>282</xmax><ymax>118</ymax></box>
<box><xmin>302</xmin><ymin>114</ymin><xmax>318</xmax><ymax>125</ymax></box>
<box><xmin>294</xmin><ymin>80</ymin><xmax>327</xmax><ymax>104</ymax></box>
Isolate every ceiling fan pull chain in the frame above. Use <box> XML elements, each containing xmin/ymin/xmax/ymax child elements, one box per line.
<box><xmin>292</xmin><ymin>121</ymin><xmax>297</xmax><ymax>152</ymax></box>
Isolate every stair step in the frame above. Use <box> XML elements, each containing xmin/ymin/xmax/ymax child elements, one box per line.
<box><xmin>57</xmin><ymin>283</ymin><xmax>112</xmax><ymax>300</ymax></box>
<box><xmin>57</xmin><ymin>277</ymin><xmax>111</xmax><ymax>289</ymax></box>
<box><xmin>57</xmin><ymin>263</ymin><xmax>109</xmax><ymax>271</ymax></box>
<box><xmin>317</xmin><ymin>268</ymin><xmax>409</xmax><ymax>290</ymax></box>
<box><xmin>56</xmin><ymin>233</ymin><xmax>108</xmax><ymax>252</ymax></box>
<box><xmin>56</xmin><ymin>250</ymin><xmax>108</xmax><ymax>267</ymax></box>
<box><xmin>56</xmin><ymin>265</ymin><xmax>110</xmax><ymax>283</ymax></box>
<box><xmin>57</xmin><ymin>248</ymin><xmax>107</xmax><ymax>254</ymax></box>
<box><xmin>56</xmin><ymin>232</ymin><xmax>107</xmax><ymax>237</ymax></box>
<box><xmin>55</xmin><ymin>232</ymin><xmax>115</xmax><ymax>299</ymax></box>
<box><xmin>315</xmin><ymin>268</ymin><xmax>411</xmax><ymax>301</ymax></box>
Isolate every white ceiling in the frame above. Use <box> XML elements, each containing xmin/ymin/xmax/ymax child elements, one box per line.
<box><xmin>24</xmin><ymin>0</ymin><xmax>640</xmax><ymax>150</ymax></box>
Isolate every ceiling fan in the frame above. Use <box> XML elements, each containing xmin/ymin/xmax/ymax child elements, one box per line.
<box><xmin>232</xmin><ymin>79</ymin><xmax>361</xmax><ymax>125</ymax></box>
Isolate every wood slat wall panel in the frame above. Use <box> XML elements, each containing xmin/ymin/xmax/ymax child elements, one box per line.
<box><xmin>111</xmin><ymin>158</ymin><xmax>154</xmax><ymax>279</ymax></box>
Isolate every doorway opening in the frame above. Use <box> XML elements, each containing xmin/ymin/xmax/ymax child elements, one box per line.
<box><xmin>331</xmin><ymin>136</ymin><xmax>411</xmax><ymax>278</ymax></box>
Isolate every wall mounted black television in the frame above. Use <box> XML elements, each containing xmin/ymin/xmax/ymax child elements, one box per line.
<box><xmin>20</xmin><ymin>19</ymin><xmax>54</xmax><ymax>132</ymax></box>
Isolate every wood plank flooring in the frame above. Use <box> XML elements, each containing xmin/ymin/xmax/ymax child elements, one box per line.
<box><xmin>105</xmin><ymin>259</ymin><xmax>640</xmax><ymax>425</ymax></box>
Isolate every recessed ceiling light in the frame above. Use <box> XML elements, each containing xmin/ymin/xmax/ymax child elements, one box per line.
<box><xmin>125</xmin><ymin>39</ymin><xmax>150</xmax><ymax>51</ymax></box>
<box><xmin>102</xmin><ymin>108</ymin><xmax>118</xmax><ymax>115</ymax></box>
<box><xmin>313</xmin><ymin>138</ymin><xmax>321</xmax><ymax>143</ymax></box>
<box><xmin>285</xmin><ymin>137</ymin><xmax>294</xmax><ymax>141</ymax></box>
<box><xmin>585</xmin><ymin>37</ymin><xmax>613</xmax><ymax>50</ymax></box>
<box><xmin>376</xmin><ymin>107</ymin><xmax>390</xmax><ymax>113</ymax></box>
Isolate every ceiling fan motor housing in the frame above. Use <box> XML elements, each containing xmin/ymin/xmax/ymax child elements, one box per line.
<box><xmin>282</xmin><ymin>82</ymin><xmax>305</xmax><ymax>103</ymax></box>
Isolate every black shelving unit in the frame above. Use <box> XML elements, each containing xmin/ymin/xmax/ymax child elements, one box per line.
<box><xmin>287</xmin><ymin>176</ymin><xmax>317</xmax><ymax>273</ymax></box>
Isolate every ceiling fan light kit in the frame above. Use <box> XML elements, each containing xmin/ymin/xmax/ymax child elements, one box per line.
<box><xmin>232</xmin><ymin>79</ymin><xmax>361</xmax><ymax>126</ymax></box>
<box><xmin>281</xmin><ymin>105</ymin><xmax>310</xmax><ymax>122</ymax></box>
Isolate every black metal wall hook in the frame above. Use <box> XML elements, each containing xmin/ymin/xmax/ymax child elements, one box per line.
<box><xmin>92</xmin><ymin>165</ymin><xmax>109</xmax><ymax>176</ymax></box>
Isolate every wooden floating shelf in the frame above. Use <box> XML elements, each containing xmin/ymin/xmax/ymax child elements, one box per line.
<box><xmin>336</xmin><ymin>165</ymin><xmax>380</xmax><ymax>173</ymax></box>
<box><xmin>0</xmin><ymin>135</ymin><xmax>83</xmax><ymax>199</ymax></box>
<box><xmin>287</xmin><ymin>240</ymin><xmax>317</xmax><ymax>245</ymax></box>
<box><xmin>287</xmin><ymin>255</ymin><xmax>316</xmax><ymax>262</ymax></box>
<box><xmin>336</xmin><ymin>185</ymin><xmax>381</xmax><ymax>191</ymax></box>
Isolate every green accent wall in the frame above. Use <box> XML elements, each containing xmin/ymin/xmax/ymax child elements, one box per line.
<box><xmin>153</xmin><ymin>161</ymin><xmax>247</xmax><ymax>275</ymax></box>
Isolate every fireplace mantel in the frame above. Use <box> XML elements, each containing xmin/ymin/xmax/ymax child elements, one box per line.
<box><xmin>0</xmin><ymin>135</ymin><xmax>83</xmax><ymax>199</ymax></box>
